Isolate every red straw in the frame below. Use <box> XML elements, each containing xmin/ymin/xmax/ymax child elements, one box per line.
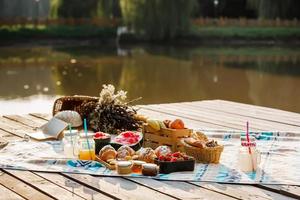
<box><xmin>246</xmin><ymin>121</ymin><xmax>252</xmax><ymax>154</ymax></box>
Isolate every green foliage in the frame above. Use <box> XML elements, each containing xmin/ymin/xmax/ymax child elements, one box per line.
<box><xmin>120</xmin><ymin>0</ymin><xmax>197</xmax><ymax>40</ymax></box>
<box><xmin>262</xmin><ymin>0</ymin><xmax>300</xmax><ymax>19</ymax></box>
<box><xmin>50</xmin><ymin>0</ymin><xmax>121</xmax><ymax>19</ymax></box>
<box><xmin>57</xmin><ymin>0</ymin><xmax>98</xmax><ymax>18</ymax></box>
<box><xmin>50</xmin><ymin>0</ymin><xmax>61</xmax><ymax>19</ymax></box>
<box><xmin>248</xmin><ymin>0</ymin><xmax>300</xmax><ymax>19</ymax></box>
<box><xmin>97</xmin><ymin>0</ymin><xmax>121</xmax><ymax>18</ymax></box>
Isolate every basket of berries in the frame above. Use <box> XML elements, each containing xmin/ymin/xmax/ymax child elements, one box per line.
<box><xmin>154</xmin><ymin>152</ymin><xmax>195</xmax><ymax>174</ymax></box>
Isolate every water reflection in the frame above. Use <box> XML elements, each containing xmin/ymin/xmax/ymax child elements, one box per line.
<box><xmin>0</xmin><ymin>45</ymin><xmax>299</xmax><ymax>114</ymax></box>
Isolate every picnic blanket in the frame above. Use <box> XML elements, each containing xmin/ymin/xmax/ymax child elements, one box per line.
<box><xmin>0</xmin><ymin>130</ymin><xmax>299</xmax><ymax>185</ymax></box>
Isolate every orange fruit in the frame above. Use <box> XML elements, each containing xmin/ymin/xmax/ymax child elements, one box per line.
<box><xmin>170</xmin><ymin>119</ymin><xmax>184</xmax><ymax>129</ymax></box>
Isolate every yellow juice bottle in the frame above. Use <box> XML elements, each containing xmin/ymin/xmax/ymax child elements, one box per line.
<box><xmin>78</xmin><ymin>134</ymin><xmax>95</xmax><ymax>160</ymax></box>
<box><xmin>79</xmin><ymin>149</ymin><xmax>96</xmax><ymax>160</ymax></box>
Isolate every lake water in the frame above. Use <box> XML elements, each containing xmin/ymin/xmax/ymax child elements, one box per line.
<box><xmin>0</xmin><ymin>45</ymin><xmax>300</xmax><ymax>114</ymax></box>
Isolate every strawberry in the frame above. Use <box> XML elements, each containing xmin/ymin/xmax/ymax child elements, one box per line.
<box><xmin>159</xmin><ymin>155</ymin><xmax>165</xmax><ymax>161</ymax></box>
<box><xmin>166</xmin><ymin>153</ymin><xmax>172</xmax><ymax>157</ymax></box>
<box><xmin>165</xmin><ymin>156</ymin><xmax>172</xmax><ymax>161</ymax></box>
<box><xmin>170</xmin><ymin>157</ymin><xmax>178</xmax><ymax>162</ymax></box>
<box><xmin>183</xmin><ymin>156</ymin><xmax>189</xmax><ymax>160</ymax></box>
<box><xmin>172</xmin><ymin>152</ymin><xmax>181</xmax><ymax>157</ymax></box>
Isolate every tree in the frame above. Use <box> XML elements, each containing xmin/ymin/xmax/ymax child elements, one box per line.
<box><xmin>120</xmin><ymin>0</ymin><xmax>197</xmax><ymax>40</ymax></box>
<box><xmin>57</xmin><ymin>0</ymin><xmax>98</xmax><ymax>18</ymax></box>
<box><xmin>97</xmin><ymin>0</ymin><xmax>121</xmax><ymax>18</ymax></box>
<box><xmin>256</xmin><ymin>0</ymin><xmax>300</xmax><ymax>19</ymax></box>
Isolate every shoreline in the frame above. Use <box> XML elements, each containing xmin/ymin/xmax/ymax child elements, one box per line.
<box><xmin>1</xmin><ymin>37</ymin><xmax>300</xmax><ymax>48</ymax></box>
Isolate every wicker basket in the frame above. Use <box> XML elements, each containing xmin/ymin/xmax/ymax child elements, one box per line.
<box><xmin>52</xmin><ymin>95</ymin><xmax>99</xmax><ymax>116</ymax></box>
<box><xmin>181</xmin><ymin>139</ymin><xmax>224</xmax><ymax>164</ymax></box>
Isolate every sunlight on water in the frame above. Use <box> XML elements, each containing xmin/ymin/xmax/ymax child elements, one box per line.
<box><xmin>0</xmin><ymin>95</ymin><xmax>56</xmax><ymax>115</ymax></box>
<box><xmin>0</xmin><ymin>45</ymin><xmax>300</xmax><ymax>114</ymax></box>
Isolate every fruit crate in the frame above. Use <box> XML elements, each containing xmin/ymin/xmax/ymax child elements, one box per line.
<box><xmin>142</xmin><ymin>124</ymin><xmax>192</xmax><ymax>152</ymax></box>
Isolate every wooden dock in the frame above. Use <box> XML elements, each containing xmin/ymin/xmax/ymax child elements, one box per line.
<box><xmin>0</xmin><ymin>100</ymin><xmax>299</xmax><ymax>200</ymax></box>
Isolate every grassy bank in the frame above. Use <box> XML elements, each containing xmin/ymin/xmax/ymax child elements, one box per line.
<box><xmin>0</xmin><ymin>25</ymin><xmax>116</xmax><ymax>40</ymax></box>
<box><xmin>190</xmin><ymin>26</ymin><xmax>300</xmax><ymax>39</ymax></box>
<box><xmin>0</xmin><ymin>25</ymin><xmax>300</xmax><ymax>46</ymax></box>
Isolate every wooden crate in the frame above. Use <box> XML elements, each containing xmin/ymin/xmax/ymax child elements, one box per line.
<box><xmin>142</xmin><ymin>124</ymin><xmax>192</xmax><ymax>152</ymax></box>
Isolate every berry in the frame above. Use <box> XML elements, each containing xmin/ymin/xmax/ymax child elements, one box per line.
<box><xmin>94</xmin><ymin>132</ymin><xmax>109</xmax><ymax>139</ymax></box>
<box><xmin>183</xmin><ymin>156</ymin><xmax>189</xmax><ymax>160</ymax></box>
<box><xmin>165</xmin><ymin>156</ymin><xmax>172</xmax><ymax>161</ymax></box>
<box><xmin>159</xmin><ymin>155</ymin><xmax>165</xmax><ymax>161</ymax></box>
<box><xmin>172</xmin><ymin>152</ymin><xmax>181</xmax><ymax>157</ymax></box>
<box><xmin>170</xmin><ymin>157</ymin><xmax>178</xmax><ymax>162</ymax></box>
<box><xmin>166</xmin><ymin>153</ymin><xmax>172</xmax><ymax>157</ymax></box>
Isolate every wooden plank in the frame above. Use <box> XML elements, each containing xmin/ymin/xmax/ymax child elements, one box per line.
<box><xmin>30</xmin><ymin>113</ymin><xmax>52</xmax><ymax>121</ymax></box>
<box><xmin>3</xmin><ymin>115</ymin><xmax>44</xmax><ymax>128</ymax></box>
<box><xmin>190</xmin><ymin>182</ymin><xmax>297</xmax><ymax>200</ymax></box>
<box><xmin>176</xmin><ymin>102</ymin><xmax>300</xmax><ymax>134</ymax></box>
<box><xmin>138</xmin><ymin>107</ymin><xmax>240</xmax><ymax>130</ymax></box>
<box><xmin>154</xmin><ymin>103</ymin><xmax>300</xmax><ymax>131</ymax></box>
<box><xmin>4</xmin><ymin>170</ymin><xmax>85</xmax><ymax>200</ymax></box>
<box><xmin>140</xmin><ymin>104</ymin><xmax>252</xmax><ymax>130</ymax></box>
<box><xmin>36</xmin><ymin>172</ymin><xmax>113</xmax><ymax>200</ymax></box>
<box><xmin>201</xmin><ymin>100</ymin><xmax>300</xmax><ymax>125</ymax></box>
<box><xmin>0</xmin><ymin>183</ymin><xmax>25</xmax><ymax>200</ymax></box>
<box><xmin>215</xmin><ymin>100</ymin><xmax>300</xmax><ymax>119</ymax></box>
<box><xmin>189</xmin><ymin>100</ymin><xmax>300</xmax><ymax>127</ymax></box>
<box><xmin>142</xmin><ymin>103</ymin><xmax>300</xmax><ymax>132</ymax></box>
<box><xmin>0</xmin><ymin>129</ymin><xmax>21</xmax><ymax>141</ymax></box>
<box><xmin>144</xmin><ymin>102</ymin><xmax>300</xmax><ymax>131</ymax></box>
<box><xmin>127</xmin><ymin>178</ymin><xmax>236</xmax><ymax>200</ymax></box>
<box><xmin>0</xmin><ymin>118</ymin><xmax>29</xmax><ymax>138</ymax></box>
<box><xmin>64</xmin><ymin>173</ymin><xmax>176</xmax><ymax>200</ymax></box>
<box><xmin>256</xmin><ymin>185</ymin><xmax>300</xmax><ymax>199</ymax></box>
<box><xmin>0</xmin><ymin>171</ymin><xmax>53</xmax><ymax>200</ymax></box>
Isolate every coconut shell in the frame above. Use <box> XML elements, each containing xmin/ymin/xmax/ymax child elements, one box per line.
<box><xmin>54</xmin><ymin>110</ymin><xmax>83</xmax><ymax>127</ymax></box>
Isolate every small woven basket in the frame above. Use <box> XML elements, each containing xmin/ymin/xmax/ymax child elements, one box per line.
<box><xmin>52</xmin><ymin>95</ymin><xmax>99</xmax><ymax>116</ymax></box>
<box><xmin>181</xmin><ymin>139</ymin><xmax>224</xmax><ymax>164</ymax></box>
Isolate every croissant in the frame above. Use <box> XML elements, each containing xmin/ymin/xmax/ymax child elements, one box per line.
<box><xmin>99</xmin><ymin>145</ymin><xmax>117</xmax><ymax>161</ymax></box>
<box><xmin>184</xmin><ymin>137</ymin><xmax>205</xmax><ymax>149</ymax></box>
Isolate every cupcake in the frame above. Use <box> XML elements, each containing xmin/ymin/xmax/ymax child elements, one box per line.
<box><xmin>137</xmin><ymin>147</ymin><xmax>157</xmax><ymax>163</ymax></box>
<box><xmin>116</xmin><ymin>145</ymin><xmax>135</xmax><ymax>161</ymax></box>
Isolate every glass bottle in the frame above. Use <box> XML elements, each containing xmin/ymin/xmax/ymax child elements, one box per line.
<box><xmin>238</xmin><ymin>136</ymin><xmax>261</xmax><ymax>172</ymax></box>
<box><xmin>63</xmin><ymin>130</ymin><xmax>79</xmax><ymax>158</ymax></box>
<box><xmin>78</xmin><ymin>132</ymin><xmax>96</xmax><ymax>160</ymax></box>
